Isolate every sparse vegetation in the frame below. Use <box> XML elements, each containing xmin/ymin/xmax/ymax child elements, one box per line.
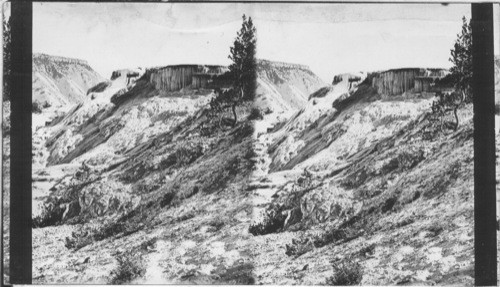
<box><xmin>247</xmin><ymin>107</ymin><xmax>264</xmax><ymax>121</ymax></box>
<box><xmin>207</xmin><ymin>217</ymin><xmax>225</xmax><ymax>232</ymax></box>
<box><xmin>163</xmin><ymin>143</ymin><xmax>204</xmax><ymax>168</ymax></box>
<box><xmin>249</xmin><ymin>170</ymin><xmax>315</xmax><ymax>236</ymax></box>
<box><xmin>64</xmin><ymin>218</ymin><xmax>145</xmax><ymax>251</ymax></box>
<box><xmin>217</xmin><ymin>262</ymin><xmax>255</xmax><ymax>284</ymax></box>
<box><xmin>285</xmin><ymin>237</ymin><xmax>314</xmax><ymax>257</ymax></box>
<box><xmin>87</xmin><ymin>81</ymin><xmax>111</xmax><ymax>95</ymax></box>
<box><xmin>324</xmin><ymin>260</ymin><xmax>363</xmax><ymax>286</ymax></box>
<box><xmin>32</xmin><ymin>101</ymin><xmax>43</xmax><ymax>113</ymax></box>
<box><xmin>249</xmin><ymin>208</ymin><xmax>287</xmax><ymax>236</ymax></box>
<box><xmin>110</xmin><ymin>252</ymin><xmax>146</xmax><ymax>284</ymax></box>
<box><xmin>32</xmin><ymin>197</ymin><xmax>66</xmax><ymax>228</ymax></box>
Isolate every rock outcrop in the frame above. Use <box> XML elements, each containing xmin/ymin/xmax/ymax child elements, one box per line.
<box><xmin>255</xmin><ymin>59</ymin><xmax>326</xmax><ymax>115</ymax></box>
<box><xmin>147</xmin><ymin>65</ymin><xmax>228</xmax><ymax>92</ymax></box>
<box><xmin>371</xmin><ymin>68</ymin><xmax>448</xmax><ymax>96</ymax></box>
<box><xmin>32</xmin><ymin>53</ymin><xmax>105</xmax><ymax>107</ymax></box>
<box><xmin>332</xmin><ymin>72</ymin><xmax>366</xmax><ymax>90</ymax></box>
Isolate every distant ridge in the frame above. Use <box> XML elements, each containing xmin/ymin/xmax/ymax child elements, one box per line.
<box><xmin>257</xmin><ymin>59</ymin><xmax>311</xmax><ymax>71</ymax></box>
<box><xmin>32</xmin><ymin>53</ymin><xmax>105</xmax><ymax>107</ymax></box>
<box><xmin>33</xmin><ymin>53</ymin><xmax>91</xmax><ymax>67</ymax></box>
<box><xmin>255</xmin><ymin>58</ymin><xmax>326</xmax><ymax>114</ymax></box>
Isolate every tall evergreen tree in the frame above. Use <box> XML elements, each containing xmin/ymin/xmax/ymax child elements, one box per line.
<box><xmin>210</xmin><ymin>14</ymin><xmax>257</xmax><ymax>127</ymax></box>
<box><xmin>431</xmin><ymin>16</ymin><xmax>472</xmax><ymax>131</ymax></box>
<box><xmin>449</xmin><ymin>16</ymin><xmax>472</xmax><ymax>101</ymax></box>
<box><xmin>229</xmin><ymin>14</ymin><xmax>257</xmax><ymax>103</ymax></box>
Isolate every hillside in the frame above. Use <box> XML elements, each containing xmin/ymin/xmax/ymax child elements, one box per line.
<box><xmin>33</xmin><ymin>53</ymin><xmax>105</xmax><ymax>108</ymax></box>
<box><xmin>255</xmin><ymin>59</ymin><xmax>326</xmax><ymax>120</ymax></box>
<box><xmin>29</xmin><ymin>60</ymin><xmax>256</xmax><ymax>283</ymax></box>
<box><xmin>250</xmin><ymin>69</ymin><xmax>473</xmax><ymax>284</ymax></box>
<box><xmin>10</xmin><ymin>58</ymin><xmax>473</xmax><ymax>284</ymax></box>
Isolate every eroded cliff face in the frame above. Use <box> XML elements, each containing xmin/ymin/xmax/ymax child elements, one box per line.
<box><xmin>32</xmin><ymin>53</ymin><xmax>105</xmax><ymax>107</ymax></box>
<box><xmin>372</xmin><ymin>68</ymin><xmax>448</xmax><ymax>96</ymax></box>
<box><xmin>255</xmin><ymin>59</ymin><xmax>326</xmax><ymax>116</ymax></box>
<box><xmin>147</xmin><ymin>65</ymin><xmax>228</xmax><ymax>92</ymax></box>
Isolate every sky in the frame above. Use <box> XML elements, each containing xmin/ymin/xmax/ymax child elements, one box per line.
<box><xmin>32</xmin><ymin>3</ymin><xmax>491</xmax><ymax>83</ymax></box>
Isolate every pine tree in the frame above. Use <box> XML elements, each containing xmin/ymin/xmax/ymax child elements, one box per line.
<box><xmin>211</xmin><ymin>14</ymin><xmax>257</xmax><ymax>127</ymax></box>
<box><xmin>432</xmin><ymin>16</ymin><xmax>472</xmax><ymax>131</ymax></box>
<box><xmin>229</xmin><ymin>14</ymin><xmax>257</xmax><ymax>103</ymax></box>
<box><xmin>449</xmin><ymin>16</ymin><xmax>472</xmax><ymax>101</ymax></box>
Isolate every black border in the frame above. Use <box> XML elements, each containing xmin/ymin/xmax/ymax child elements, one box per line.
<box><xmin>4</xmin><ymin>1</ymin><xmax>498</xmax><ymax>285</ymax></box>
<box><xmin>472</xmin><ymin>3</ymin><xmax>497</xmax><ymax>286</ymax></box>
<box><xmin>9</xmin><ymin>1</ymin><xmax>32</xmax><ymax>284</ymax></box>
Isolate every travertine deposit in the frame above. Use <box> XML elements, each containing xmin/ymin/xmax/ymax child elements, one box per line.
<box><xmin>147</xmin><ymin>65</ymin><xmax>229</xmax><ymax>92</ymax></box>
<box><xmin>372</xmin><ymin>68</ymin><xmax>448</xmax><ymax>96</ymax></box>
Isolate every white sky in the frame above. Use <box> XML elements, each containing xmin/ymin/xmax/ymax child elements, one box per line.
<box><xmin>33</xmin><ymin>3</ymin><xmax>484</xmax><ymax>83</ymax></box>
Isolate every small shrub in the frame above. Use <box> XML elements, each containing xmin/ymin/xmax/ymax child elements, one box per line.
<box><xmin>430</xmin><ymin>91</ymin><xmax>465</xmax><ymax>132</ymax></box>
<box><xmin>32</xmin><ymin>101</ymin><xmax>43</xmax><ymax>114</ymax></box>
<box><xmin>249</xmin><ymin>209</ymin><xmax>287</xmax><ymax>236</ymax></box>
<box><xmin>264</xmin><ymin>107</ymin><xmax>273</xmax><ymax>114</ymax></box>
<box><xmin>381</xmin><ymin>197</ymin><xmax>397</xmax><ymax>213</ymax></box>
<box><xmin>64</xmin><ymin>230</ymin><xmax>92</xmax><ymax>250</ymax></box>
<box><xmin>217</xmin><ymin>262</ymin><xmax>255</xmax><ymax>284</ymax></box>
<box><xmin>161</xmin><ymin>143</ymin><xmax>204</xmax><ymax>168</ymax></box>
<box><xmin>396</xmin><ymin>150</ymin><xmax>425</xmax><ymax>170</ymax></box>
<box><xmin>340</xmin><ymin>168</ymin><xmax>368</xmax><ymax>190</ymax></box>
<box><xmin>159</xmin><ymin>192</ymin><xmax>175</xmax><ymax>208</ymax></box>
<box><xmin>247</xmin><ymin>107</ymin><xmax>264</xmax><ymax>121</ymax></box>
<box><xmin>64</xmin><ymin>222</ymin><xmax>126</xmax><ymax>250</ymax></box>
<box><xmin>285</xmin><ymin>237</ymin><xmax>314</xmax><ymax>257</ymax></box>
<box><xmin>110</xmin><ymin>252</ymin><xmax>145</xmax><ymax>284</ymax></box>
<box><xmin>358</xmin><ymin>244</ymin><xmax>376</xmax><ymax>257</ymax></box>
<box><xmin>32</xmin><ymin>198</ymin><xmax>66</xmax><ymax>228</ymax></box>
<box><xmin>233</xmin><ymin>122</ymin><xmax>255</xmax><ymax>142</ymax></box>
<box><xmin>64</xmin><ymin>218</ymin><xmax>147</xmax><ymax>251</ymax></box>
<box><xmin>207</xmin><ymin>217</ymin><xmax>225</xmax><ymax>232</ymax></box>
<box><xmin>87</xmin><ymin>81</ymin><xmax>111</xmax><ymax>95</ymax></box>
<box><xmin>313</xmin><ymin>229</ymin><xmax>349</xmax><ymax>248</ymax></box>
<box><xmin>426</xmin><ymin>225</ymin><xmax>444</xmax><ymax>237</ymax></box>
<box><xmin>325</xmin><ymin>260</ymin><xmax>363</xmax><ymax>286</ymax></box>
<box><xmin>176</xmin><ymin>211</ymin><xmax>196</xmax><ymax>222</ymax></box>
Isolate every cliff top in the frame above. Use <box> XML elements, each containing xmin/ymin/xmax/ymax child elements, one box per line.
<box><xmin>148</xmin><ymin>64</ymin><xmax>228</xmax><ymax>71</ymax></box>
<box><xmin>375</xmin><ymin>67</ymin><xmax>448</xmax><ymax>74</ymax></box>
<box><xmin>33</xmin><ymin>53</ymin><xmax>90</xmax><ymax>66</ymax></box>
<box><xmin>257</xmin><ymin>59</ymin><xmax>310</xmax><ymax>70</ymax></box>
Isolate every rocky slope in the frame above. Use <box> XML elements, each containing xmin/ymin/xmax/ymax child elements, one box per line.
<box><xmin>30</xmin><ymin>57</ymin><xmax>258</xmax><ymax>284</ymax></box>
<box><xmin>32</xmin><ymin>53</ymin><xmax>105</xmax><ymax>108</ymax></box>
<box><xmin>19</xmin><ymin>58</ymin><xmax>474</xmax><ymax>284</ymax></box>
<box><xmin>254</xmin><ymin>59</ymin><xmax>326</xmax><ymax>120</ymax></box>
<box><xmin>250</xmin><ymin>71</ymin><xmax>473</xmax><ymax>284</ymax></box>
<box><xmin>3</xmin><ymin>54</ymin><xmax>105</xmax><ymax>283</ymax></box>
